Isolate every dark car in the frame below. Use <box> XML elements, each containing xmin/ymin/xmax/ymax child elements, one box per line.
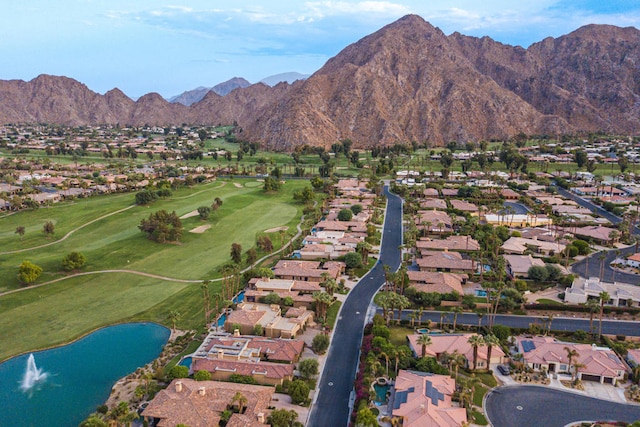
<box><xmin>497</xmin><ymin>365</ymin><xmax>510</xmax><ymax>375</ymax></box>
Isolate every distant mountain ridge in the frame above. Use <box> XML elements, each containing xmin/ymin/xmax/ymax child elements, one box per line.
<box><xmin>0</xmin><ymin>15</ymin><xmax>639</xmax><ymax>150</ymax></box>
<box><xmin>169</xmin><ymin>73</ymin><xmax>309</xmax><ymax>106</ymax></box>
<box><xmin>169</xmin><ymin>77</ymin><xmax>252</xmax><ymax>106</ymax></box>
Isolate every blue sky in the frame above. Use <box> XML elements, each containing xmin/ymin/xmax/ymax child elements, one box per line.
<box><xmin>1</xmin><ymin>1</ymin><xmax>639</xmax><ymax>98</ymax></box>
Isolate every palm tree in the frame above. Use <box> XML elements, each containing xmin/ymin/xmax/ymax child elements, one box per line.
<box><xmin>449</xmin><ymin>350</ymin><xmax>465</xmax><ymax>382</ymax></box>
<box><xmin>466</xmin><ymin>374</ymin><xmax>481</xmax><ymax>409</ymax></box>
<box><xmin>417</xmin><ymin>307</ymin><xmax>424</xmax><ymax>327</ymax></box>
<box><xmin>484</xmin><ymin>334</ymin><xmax>500</xmax><ymax>369</ymax></box>
<box><xmin>232</xmin><ymin>392</ymin><xmax>248</xmax><ymax>414</ymax></box>
<box><xmin>452</xmin><ymin>307</ymin><xmax>463</xmax><ymax>331</ymax></box>
<box><xmin>585</xmin><ymin>299</ymin><xmax>600</xmax><ymax>336</ymax></box>
<box><xmin>380</xmin><ymin>351</ymin><xmax>391</xmax><ymax>377</ymax></box>
<box><xmin>312</xmin><ymin>291</ymin><xmax>333</xmax><ymax>323</ymax></box>
<box><xmin>394</xmin><ymin>293</ymin><xmax>411</xmax><ymax>325</ymax></box>
<box><xmin>545</xmin><ymin>314</ymin><xmax>554</xmax><ymax>336</ymax></box>
<box><xmin>564</xmin><ymin>346</ymin><xmax>579</xmax><ymax>382</ymax></box>
<box><xmin>201</xmin><ymin>281</ymin><xmax>211</xmax><ymax>327</ymax></box>
<box><xmin>467</xmin><ymin>335</ymin><xmax>485</xmax><ymax>371</ymax></box>
<box><xmin>599</xmin><ymin>252</ymin><xmax>606</xmax><ymax>280</ymax></box>
<box><xmin>612</xmin><ymin>249</ymin><xmax>621</xmax><ymax>282</ymax></box>
<box><xmin>409</xmin><ymin>311</ymin><xmax>418</xmax><ymax>328</ymax></box>
<box><xmin>476</xmin><ymin>311</ymin><xmax>484</xmax><ymax>330</ymax></box>
<box><xmin>417</xmin><ymin>334</ymin><xmax>432</xmax><ymax>358</ymax></box>
<box><xmin>598</xmin><ymin>291</ymin><xmax>610</xmax><ymax>339</ymax></box>
<box><xmin>168</xmin><ymin>310</ymin><xmax>181</xmax><ymax>332</ymax></box>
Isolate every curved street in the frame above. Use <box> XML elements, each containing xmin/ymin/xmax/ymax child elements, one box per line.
<box><xmin>307</xmin><ymin>186</ymin><xmax>403</xmax><ymax>427</ymax></box>
<box><xmin>485</xmin><ymin>385</ymin><xmax>640</xmax><ymax>427</ymax></box>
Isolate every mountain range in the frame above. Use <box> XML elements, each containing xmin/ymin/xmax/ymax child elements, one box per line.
<box><xmin>0</xmin><ymin>15</ymin><xmax>639</xmax><ymax>150</ymax></box>
<box><xmin>168</xmin><ymin>73</ymin><xmax>309</xmax><ymax>106</ymax></box>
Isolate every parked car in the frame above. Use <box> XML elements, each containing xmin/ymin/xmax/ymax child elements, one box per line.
<box><xmin>497</xmin><ymin>365</ymin><xmax>510</xmax><ymax>375</ymax></box>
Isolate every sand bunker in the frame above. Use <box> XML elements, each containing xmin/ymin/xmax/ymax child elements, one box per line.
<box><xmin>189</xmin><ymin>225</ymin><xmax>211</xmax><ymax>234</ymax></box>
<box><xmin>234</xmin><ymin>183</ymin><xmax>244</xmax><ymax>188</ymax></box>
<box><xmin>264</xmin><ymin>226</ymin><xmax>289</xmax><ymax>233</ymax></box>
<box><xmin>180</xmin><ymin>210</ymin><xmax>199</xmax><ymax>219</ymax></box>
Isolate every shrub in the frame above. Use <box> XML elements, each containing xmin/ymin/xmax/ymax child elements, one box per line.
<box><xmin>312</xmin><ymin>334</ymin><xmax>330</xmax><ymax>354</ymax></box>
<box><xmin>194</xmin><ymin>370</ymin><xmax>211</xmax><ymax>381</ymax></box>
<box><xmin>167</xmin><ymin>365</ymin><xmax>188</xmax><ymax>380</ymax></box>
<box><xmin>337</xmin><ymin>209</ymin><xmax>353</xmax><ymax>221</ymax></box>
<box><xmin>62</xmin><ymin>251</ymin><xmax>87</xmax><ymax>271</ymax></box>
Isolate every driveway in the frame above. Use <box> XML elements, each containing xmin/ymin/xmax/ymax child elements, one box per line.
<box><xmin>485</xmin><ymin>385</ymin><xmax>640</xmax><ymax>427</ymax></box>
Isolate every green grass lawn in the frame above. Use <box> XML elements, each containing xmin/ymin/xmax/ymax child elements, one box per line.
<box><xmin>325</xmin><ymin>301</ymin><xmax>342</xmax><ymax>330</ymax></box>
<box><xmin>0</xmin><ymin>178</ymin><xmax>308</xmax><ymax>361</ymax></box>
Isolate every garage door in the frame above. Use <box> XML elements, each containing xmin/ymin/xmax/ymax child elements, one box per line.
<box><xmin>603</xmin><ymin>377</ymin><xmax>614</xmax><ymax>384</ymax></box>
<box><xmin>581</xmin><ymin>374</ymin><xmax>601</xmax><ymax>382</ymax></box>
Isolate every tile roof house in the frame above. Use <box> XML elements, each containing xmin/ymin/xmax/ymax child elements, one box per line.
<box><xmin>191</xmin><ymin>357</ymin><xmax>295</xmax><ymax>386</ymax></box>
<box><xmin>420</xmin><ymin>198</ymin><xmax>448</xmax><ymax>210</ymax></box>
<box><xmin>501</xmin><ymin>236</ymin><xmax>565</xmax><ymax>256</ymax></box>
<box><xmin>515</xmin><ymin>336</ymin><xmax>627</xmax><ymax>385</ymax></box>
<box><xmin>416</xmin><ymin>236</ymin><xmax>480</xmax><ymax>252</ymax></box>
<box><xmin>416</xmin><ymin>211</ymin><xmax>453</xmax><ymax>234</ymax></box>
<box><xmin>572</xmin><ymin>226</ymin><xmax>618</xmax><ymax>245</ymax></box>
<box><xmin>416</xmin><ymin>251</ymin><xmax>475</xmax><ymax>274</ymax></box>
<box><xmin>390</xmin><ymin>370</ymin><xmax>467</xmax><ymax>427</ymax></box>
<box><xmin>141</xmin><ymin>379</ymin><xmax>274</xmax><ymax>427</ymax></box>
<box><xmin>407</xmin><ymin>333</ymin><xmax>506</xmax><ymax>369</ymax></box>
<box><xmin>195</xmin><ymin>332</ymin><xmax>305</xmax><ymax>364</ymax></box>
<box><xmin>273</xmin><ymin>260</ymin><xmax>341</xmax><ymax>282</ymax></box>
<box><xmin>503</xmin><ymin>254</ymin><xmax>545</xmax><ymax>278</ymax></box>
<box><xmin>224</xmin><ymin>302</ymin><xmax>313</xmax><ymax>339</ymax></box>
<box><xmin>407</xmin><ymin>271</ymin><xmax>466</xmax><ymax>295</ymax></box>
<box><xmin>449</xmin><ymin>199</ymin><xmax>479</xmax><ymax>213</ymax></box>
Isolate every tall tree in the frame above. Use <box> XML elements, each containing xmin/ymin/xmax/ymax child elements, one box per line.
<box><xmin>230</xmin><ymin>243</ymin><xmax>243</xmax><ymax>264</ymax></box>
<box><xmin>467</xmin><ymin>335</ymin><xmax>485</xmax><ymax>371</ymax></box>
<box><xmin>484</xmin><ymin>334</ymin><xmax>500</xmax><ymax>369</ymax></box>
<box><xmin>416</xmin><ymin>334</ymin><xmax>432</xmax><ymax>358</ymax></box>
<box><xmin>598</xmin><ymin>291</ymin><xmax>610</xmax><ymax>339</ymax></box>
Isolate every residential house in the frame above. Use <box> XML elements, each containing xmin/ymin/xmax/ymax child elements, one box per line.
<box><xmin>449</xmin><ymin>199</ymin><xmax>479</xmax><ymax>214</ymax></box>
<box><xmin>273</xmin><ymin>260</ymin><xmax>342</xmax><ymax>282</ymax></box>
<box><xmin>407</xmin><ymin>271</ymin><xmax>467</xmax><ymax>295</ymax></box>
<box><xmin>515</xmin><ymin>336</ymin><xmax>627</xmax><ymax>385</ymax></box>
<box><xmin>416</xmin><ymin>210</ymin><xmax>453</xmax><ymax>234</ymax></box>
<box><xmin>142</xmin><ymin>379</ymin><xmax>274</xmax><ymax>427</ymax></box>
<box><xmin>483</xmin><ymin>213</ymin><xmax>552</xmax><ymax>228</ymax></box>
<box><xmin>416</xmin><ymin>236</ymin><xmax>480</xmax><ymax>253</ymax></box>
<box><xmin>224</xmin><ymin>302</ymin><xmax>313</xmax><ymax>339</ymax></box>
<box><xmin>501</xmin><ymin>236</ymin><xmax>565</xmax><ymax>256</ymax></box>
<box><xmin>564</xmin><ymin>277</ymin><xmax>640</xmax><ymax>308</ymax></box>
<box><xmin>572</xmin><ymin>226</ymin><xmax>619</xmax><ymax>245</ymax></box>
<box><xmin>503</xmin><ymin>254</ymin><xmax>545</xmax><ymax>278</ymax></box>
<box><xmin>407</xmin><ymin>333</ymin><xmax>506</xmax><ymax>369</ymax></box>
<box><xmin>420</xmin><ymin>199</ymin><xmax>448</xmax><ymax>210</ymax></box>
<box><xmin>390</xmin><ymin>370</ymin><xmax>467</xmax><ymax>427</ymax></box>
<box><xmin>625</xmin><ymin>253</ymin><xmax>640</xmax><ymax>268</ymax></box>
<box><xmin>416</xmin><ymin>251</ymin><xmax>475</xmax><ymax>274</ymax></box>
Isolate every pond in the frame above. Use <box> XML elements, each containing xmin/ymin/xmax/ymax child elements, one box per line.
<box><xmin>0</xmin><ymin>322</ymin><xmax>169</xmax><ymax>427</ymax></box>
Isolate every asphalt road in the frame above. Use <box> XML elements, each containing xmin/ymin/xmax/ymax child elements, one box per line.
<box><xmin>503</xmin><ymin>201</ymin><xmax>531</xmax><ymax>214</ymax></box>
<box><xmin>307</xmin><ymin>186</ymin><xmax>403</xmax><ymax>427</ymax></box>
<box><xmin>485</xmin><ymin>385</ymin><xmax>640</xmax><ymax>426</ymax></box>
<box><xmin>554</xmin><ymin>185</ymin><xmax>640</xmax><ymax>283</ymax></box>
<box><xmin>383</xmin><ymin>309</ymin><xmax>640</xmax><ymax>336</ymax></box>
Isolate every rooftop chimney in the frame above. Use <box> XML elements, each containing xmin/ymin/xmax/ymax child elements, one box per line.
<box><xmin>233</xmin><ymin>329</ymin><xmax>241</xmax><ymax>337</ymax></box>
<box><xmin>257</xmin><ymin>413</ymin><xmax>266</xmax><ymax>423</ymax></box>
<box><xmin>420</xmin><ymin>403</ymin><xmax>426</xmax><ymax>414</ymax></box>
<box><xmin>175</xmin><ymin>381</ymin><xmax>183</xmax><ymax>392</ymax></box>
<box><xmin>198</xmin><ymin>386</ymin><xmax>206</xmax><ymax>396</ymax></box>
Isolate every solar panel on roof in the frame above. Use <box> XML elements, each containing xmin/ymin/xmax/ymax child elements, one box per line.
<box><xmin>522</xmin><ymin>340</ymin><xmax>536</xmax><ymax>353</ymax></box>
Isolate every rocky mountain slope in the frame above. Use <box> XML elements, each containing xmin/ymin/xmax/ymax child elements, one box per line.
<box><xmin>0</xmin><ymin>15</ymin><xmax>639</xmax><ymax>150</ymax></box>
